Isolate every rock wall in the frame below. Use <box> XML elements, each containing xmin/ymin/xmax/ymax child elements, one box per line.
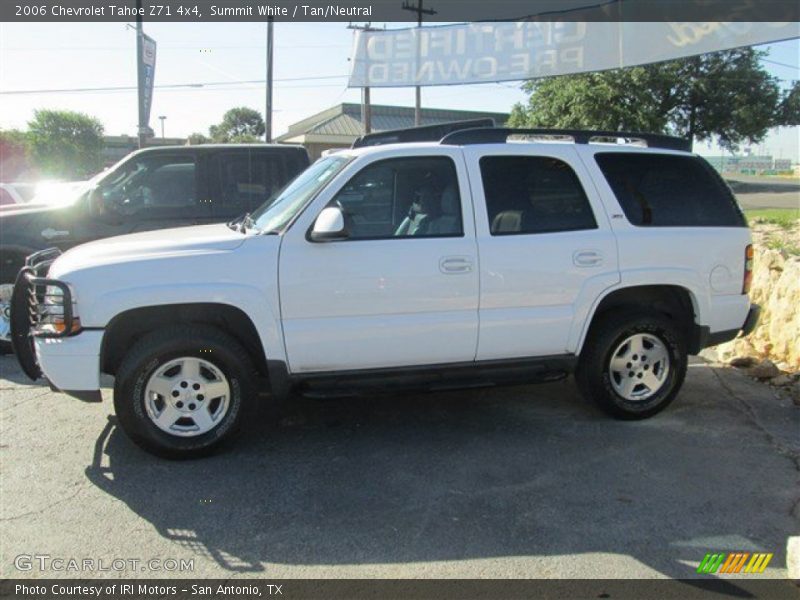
<box><xmin>709</xmin><ymin>242</ymin><xmax>800</xmax><ymax>371</ymax></box>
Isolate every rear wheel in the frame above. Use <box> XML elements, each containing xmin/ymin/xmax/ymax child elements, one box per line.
<box><xmin>576</xmin><ymin>310</ymin><xmax>687</xmax><ymax>419</ymax></box>
<box><xmin>114</xmin><ymin>325</ymin><xmax>257</xmax><ymax>458</ymax></box>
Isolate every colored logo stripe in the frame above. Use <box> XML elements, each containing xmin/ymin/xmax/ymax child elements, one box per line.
<box><xmin>697</xmin><ymin>552</ymin><xmax>773</xmax><ymax>574</ymax></box>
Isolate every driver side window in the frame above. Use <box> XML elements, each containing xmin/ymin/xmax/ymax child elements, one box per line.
<box><xmin>100</xmin><ymin>155</ymin><xmax>198</xmax><ymax>218</ymax></box>
<box><xmin>331</xmin><ymin>156</ymin><xmax>463</xmax><ymax>240</ymax></box>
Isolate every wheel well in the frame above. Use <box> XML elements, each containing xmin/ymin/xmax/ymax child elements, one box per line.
<box><xmin>586</xmin><ymin>285</ymin><xmax>699</xmax><ymax>349</ymax></box>
<box><xmin>101</xmin><ymin>304</ymin><xmax>268</xmax><ymax>377</ymax></box>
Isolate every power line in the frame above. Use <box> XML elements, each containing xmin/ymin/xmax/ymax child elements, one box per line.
<box><xmin>0</xmin><ymin>75</ymin><xmax>347</xmax><ymax>95</ymax></box>
<box><xmin>762</xmin><ymin>58</ymin><xmax>800</xmax><ymax>70</ymax></box>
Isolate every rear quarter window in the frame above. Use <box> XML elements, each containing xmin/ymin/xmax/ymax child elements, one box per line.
<box><xmin>595</xmin><ymin>153</ymin><xmax>746</xmax><ymax>227</ymax></box>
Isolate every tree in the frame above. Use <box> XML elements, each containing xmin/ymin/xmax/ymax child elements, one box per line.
<box><xmin>209</xmin><ymin>107</ymin><xmax>265</xmax><ymax>143</ymax></box>
<box><xmin>778</xmin><ymin>80</ymin><xmax>800</xmax><ymax>126</ymax></box>
<box><xmin>26</xmin><ymin>109</ymin><xmax>104</xmax><ymax>178</ymax></box>
<box><xmin>509</xmin><ymin>48</ymin><xmax>790</xmax><ymax>152</ymax></box>
<box><xmin>187</xmin><ymin>132</ymin><xmax>210</xmax><ymax>145</ymax></box>
<box><xmin>0</xmin><ymin>129</ymin><xmax>33</xmax><ymax>181</ymax></box>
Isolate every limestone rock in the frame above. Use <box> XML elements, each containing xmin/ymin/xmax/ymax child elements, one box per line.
<box><xmin>747</xmin><ymin>359</ymin><xmax>781</xmax><ymax>380</ymax></box>
<box><xmin>712</xmin><ymin>231</ymin><xmax>800</xmax><ymax>373</ymax></box>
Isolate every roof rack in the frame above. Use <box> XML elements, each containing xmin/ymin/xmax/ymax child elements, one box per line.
<box><xmin>439</xmin><ymin>128</ymin><xmax>692</xmax><ymax>152</ymax></box>
<box><xmin>351</xmin><ymin>119</ymin><xmax>495</xmax><ymax>149</ymax></box>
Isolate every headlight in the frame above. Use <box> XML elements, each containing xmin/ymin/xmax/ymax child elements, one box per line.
<box><xmin>39</xmin><ymin>284</ymin><xmax>81</xmax><ymax>335</ymax></box>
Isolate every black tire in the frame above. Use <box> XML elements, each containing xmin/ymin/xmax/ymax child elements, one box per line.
<box><xmin>114</xmin><ymin>325</ymin><xmax>257</xmax><ymax>459</ymax></box>
<box><xmin>576</xmin><ymin>310</ymin><xmax>687</xmax><ymax>420</ymax></box>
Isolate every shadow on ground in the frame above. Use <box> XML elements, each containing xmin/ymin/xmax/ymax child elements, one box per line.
<box><xmin>84</xmin><ymin>367</ymin><xmax>795</xmax><ymax>587</ymax></box>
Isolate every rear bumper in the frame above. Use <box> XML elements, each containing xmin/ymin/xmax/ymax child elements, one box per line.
<box><xmin>693</xmin><ymin>303</ymin><xmax>761</xmax><ymax>352</ymax></box>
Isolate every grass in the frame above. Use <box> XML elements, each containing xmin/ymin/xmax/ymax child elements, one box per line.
<box><xmin>765</xmin><ymin>237</ymin><xmax>800</xmax><ymax>256</ymax></box>
<box><xmin>744</xmin><ymin>208</ymin><xmax>800</xmax><ymax>229</ymax></box>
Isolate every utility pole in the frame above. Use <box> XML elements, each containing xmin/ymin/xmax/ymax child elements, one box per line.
<box><xmin>158</xmin><ymin>116</ymin><xmax>166</xmax><ymax>139</ymax></box>
<box><xmin>401</xmin><ymin>0</ymin><xmax>435</xmax><ymax>126</ymax></box>
<box><xmin>265</xmin><ymin>17</ymin><xmax>274</xmax><ymax>143</ymax></box>
<box><xmin>135</xmin><ymin>0</ymin><xmax>146</xmax><ymax>148</ymax></box>
<box><xmin>347</xmin><ymin>22</ymin><xmax>381</xmax><ymax>134</ymax></box>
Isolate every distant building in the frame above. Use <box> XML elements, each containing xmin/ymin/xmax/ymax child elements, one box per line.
<box><xmin>703</xmin><ymin>154</ymin><xmax>794</xmax><ymax>175</ymax></box>
<box><xmin>103</xmin><ymin>135</ymin><xmax>187</xmax><ymax>165</ymax></box>
<box><xmin>774</xmin><ymin>158</ymin><xmax>792</xmax><ymax>172</ymax></box>
<box><xmin>277</xmin><ymin>103</ymin><xmax>509</xmax><ymax>159</ymax></box>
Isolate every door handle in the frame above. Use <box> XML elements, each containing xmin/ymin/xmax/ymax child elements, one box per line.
<box><xmin>439</xmin><ymin>256</ymin><xmax>473</xmax><ymax>274</ymax></box>
<box><xmin>573</xmin><ymin>250</ymin><xmax>603</xmax><ymax>267</ymax></box>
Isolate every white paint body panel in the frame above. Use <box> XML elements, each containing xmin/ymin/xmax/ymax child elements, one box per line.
<box><xmin>48</xmin><ymin>224</ymin><xmax>287</xmax><ymax>374</ymax></box>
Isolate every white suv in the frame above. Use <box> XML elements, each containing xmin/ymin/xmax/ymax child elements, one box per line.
<box><xmin>11</xmin><ymin>126</ymin><xmax>760</xmax><ymax>458</ymax></box>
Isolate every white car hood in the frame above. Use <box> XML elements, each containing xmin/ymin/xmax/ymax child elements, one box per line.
<box><xmin>50</xmin><ymin>223</ymin><xmax>247</xmax><ymax>278</ymax></box>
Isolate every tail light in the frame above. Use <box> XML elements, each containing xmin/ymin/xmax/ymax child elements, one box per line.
<box><xmin>743</xmin><ymin>244</ymin><xmax>754</xmax><ymax>294</ymax></box>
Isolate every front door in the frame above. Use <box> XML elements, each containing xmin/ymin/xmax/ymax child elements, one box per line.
<box><xmin>279</xmin><ymin>150</ymin><xmax>479</xmax><ymax>373</ymax></box>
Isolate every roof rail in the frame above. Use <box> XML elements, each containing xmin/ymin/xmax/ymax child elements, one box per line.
<box><xmin>351</xmin><ymin>119</ymin><xmax>495</xmax><ymax>149</ymax></box>
<box><xmin>439</xmin><ymin>128</ymin><xmax>692</xmax><ymax>152</ymax></box>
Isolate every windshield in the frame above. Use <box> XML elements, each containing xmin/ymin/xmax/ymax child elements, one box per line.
<box><xmin>29</xmin><ymin>180</ymin><xmax>91</xmax><ymax>207</ymax></box>
<box><xmin>250</xmin><ymin>155</ymin><xmax>349</xmax><ymax>234</ymax></box>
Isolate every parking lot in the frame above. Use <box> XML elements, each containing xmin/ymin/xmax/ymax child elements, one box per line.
<box><xmin>0</xmin><ymin>354</ymin><xmax>797</xmax><ymax>579</ymax></box>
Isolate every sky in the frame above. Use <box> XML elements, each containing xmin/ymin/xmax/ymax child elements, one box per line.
<box><xmin>0</xmin><ymin>22</ymin><xmax>798</xmax><ymax>161</ymax></box>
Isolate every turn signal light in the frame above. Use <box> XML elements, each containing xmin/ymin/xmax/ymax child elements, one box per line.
<box><xmin>50</xmin><ymin>316</ymin><xmax>82</xmax><ymax>335</ymax></box>
<box><xmin>743</xmin><ymin>244</ymin><xmax>754</xmax><ymax>294</ymax></box>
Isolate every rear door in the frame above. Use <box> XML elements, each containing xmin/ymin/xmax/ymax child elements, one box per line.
<box><xmin>465</xmin><ymin>145</ymin><xmax>619</xmax><ymax>360</ymax></box>
<box><xmin>208</xmin><ymin>149</ymin><xmax>306</xmax><ymax>221</ymax></box>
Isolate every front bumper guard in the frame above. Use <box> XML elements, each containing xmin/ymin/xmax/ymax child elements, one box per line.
<box><xmin>9</xmin><ymin>247</ymin><xmax>78</xmax><ymax>381</ymax></box>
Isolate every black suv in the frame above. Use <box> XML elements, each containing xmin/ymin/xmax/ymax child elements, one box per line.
<box><xmin>0</xmin><ymin>144</ymin><xmax>310</xmax><ymax>351</ymax></box>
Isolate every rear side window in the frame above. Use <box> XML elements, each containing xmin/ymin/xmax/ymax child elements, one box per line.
<box><xmin>479</xmin><ymin>156</ymin><xmax>597</xmax><ymax>235</ymax></box>
<box><xmin>595</xmin><ymin>153</ymin><xmax>745</xmax><ymax>227</ymax></box>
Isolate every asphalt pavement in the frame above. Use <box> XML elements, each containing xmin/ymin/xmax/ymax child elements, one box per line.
<box><xmin>1</xmin><ymin>354</ymin><xmax>798</xmax><ymax>580</ymax></box>
<box><xmin>728</xmin><ymin>176</ymin><xmax>800</xmax><ymax>210</ymax></box>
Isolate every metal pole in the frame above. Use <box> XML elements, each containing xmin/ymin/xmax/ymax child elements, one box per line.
<box><xmin>402</xmin><ymin>1</ymin><xmax>435</xmax><ymax>127</ymax></box>
<box><xmin>266</xmin><ymin>18</ymin><xmax>274</xmax><ymax>143</ymax></box>
<box><xmin>414</xmin><ymin>2</ymin><xmax>422</xmax><ymax>127</ymax></box>
<box><xmin>159</xmin><ymin>116</ymin><xmax>166</xmax><ymax>139</ymax></box>
<box><xmin>364</xmin><ymin>86</ymin><xmax>372</xmax><ymax>134</ymax></box>
<box><xmin>136</xmin><ymin>0</ymin><xmax>146</xmax><ymax>148</ymax></box>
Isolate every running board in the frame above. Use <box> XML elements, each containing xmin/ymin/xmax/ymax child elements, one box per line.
<box><xmin>294</xmin><ymin>355</ymin><xmax>575</xmax><ymax>398</ymax></box>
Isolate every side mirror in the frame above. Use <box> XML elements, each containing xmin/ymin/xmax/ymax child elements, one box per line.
<box><xmin>88</xmin><ymin>189</ymin><xmax>122</xmax><ymax>224</ymax></box>
<box><xmin>310</xmin><ymin>206</ymin><xmax>348</xmax><ymax>242</ymax></box>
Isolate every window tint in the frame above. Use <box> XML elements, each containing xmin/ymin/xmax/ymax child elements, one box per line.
<box><xmin>480</xmin><ymin>156</ymin><xmax>597</xmax><ymax>235</ymax></box>
<box><xmin>212</xmin><ymin>152</ymin><xmax>290</xmax><ymax>215</ymax></box>
<box><xmin>99</xmin><ymin>155</ymin><xmax>198</xmax><ymax>218</ymax></box>
<box><xmin>595</xmin><ymin>153</ymin><xmax>746</xmax><ymax>227</ymax></box>
<box><xmin>332</xmin><ymin>156</ymin><xmax>462</xmax><ymax>240</ymax></box>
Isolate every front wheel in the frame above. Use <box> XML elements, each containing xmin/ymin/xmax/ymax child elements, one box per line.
<box><xmin>114</xmin><ymin>325</ymin><xmax>257</xmax><ymax>458</ymax></box>
<box><xmin>576</xmin><ymin>310</ymin><xmax>687</xmax><ymax>419</ymax></box>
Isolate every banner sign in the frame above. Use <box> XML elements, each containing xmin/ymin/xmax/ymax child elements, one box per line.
<box><xmin>348</xmin><ymin>21</ymin><xmax>800</xmax><ymax>88</ymax></box>
<box><xmin>139</xmin><ymin>33</ymin><xmax>157</xmax><ymax>132</ymax></box>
